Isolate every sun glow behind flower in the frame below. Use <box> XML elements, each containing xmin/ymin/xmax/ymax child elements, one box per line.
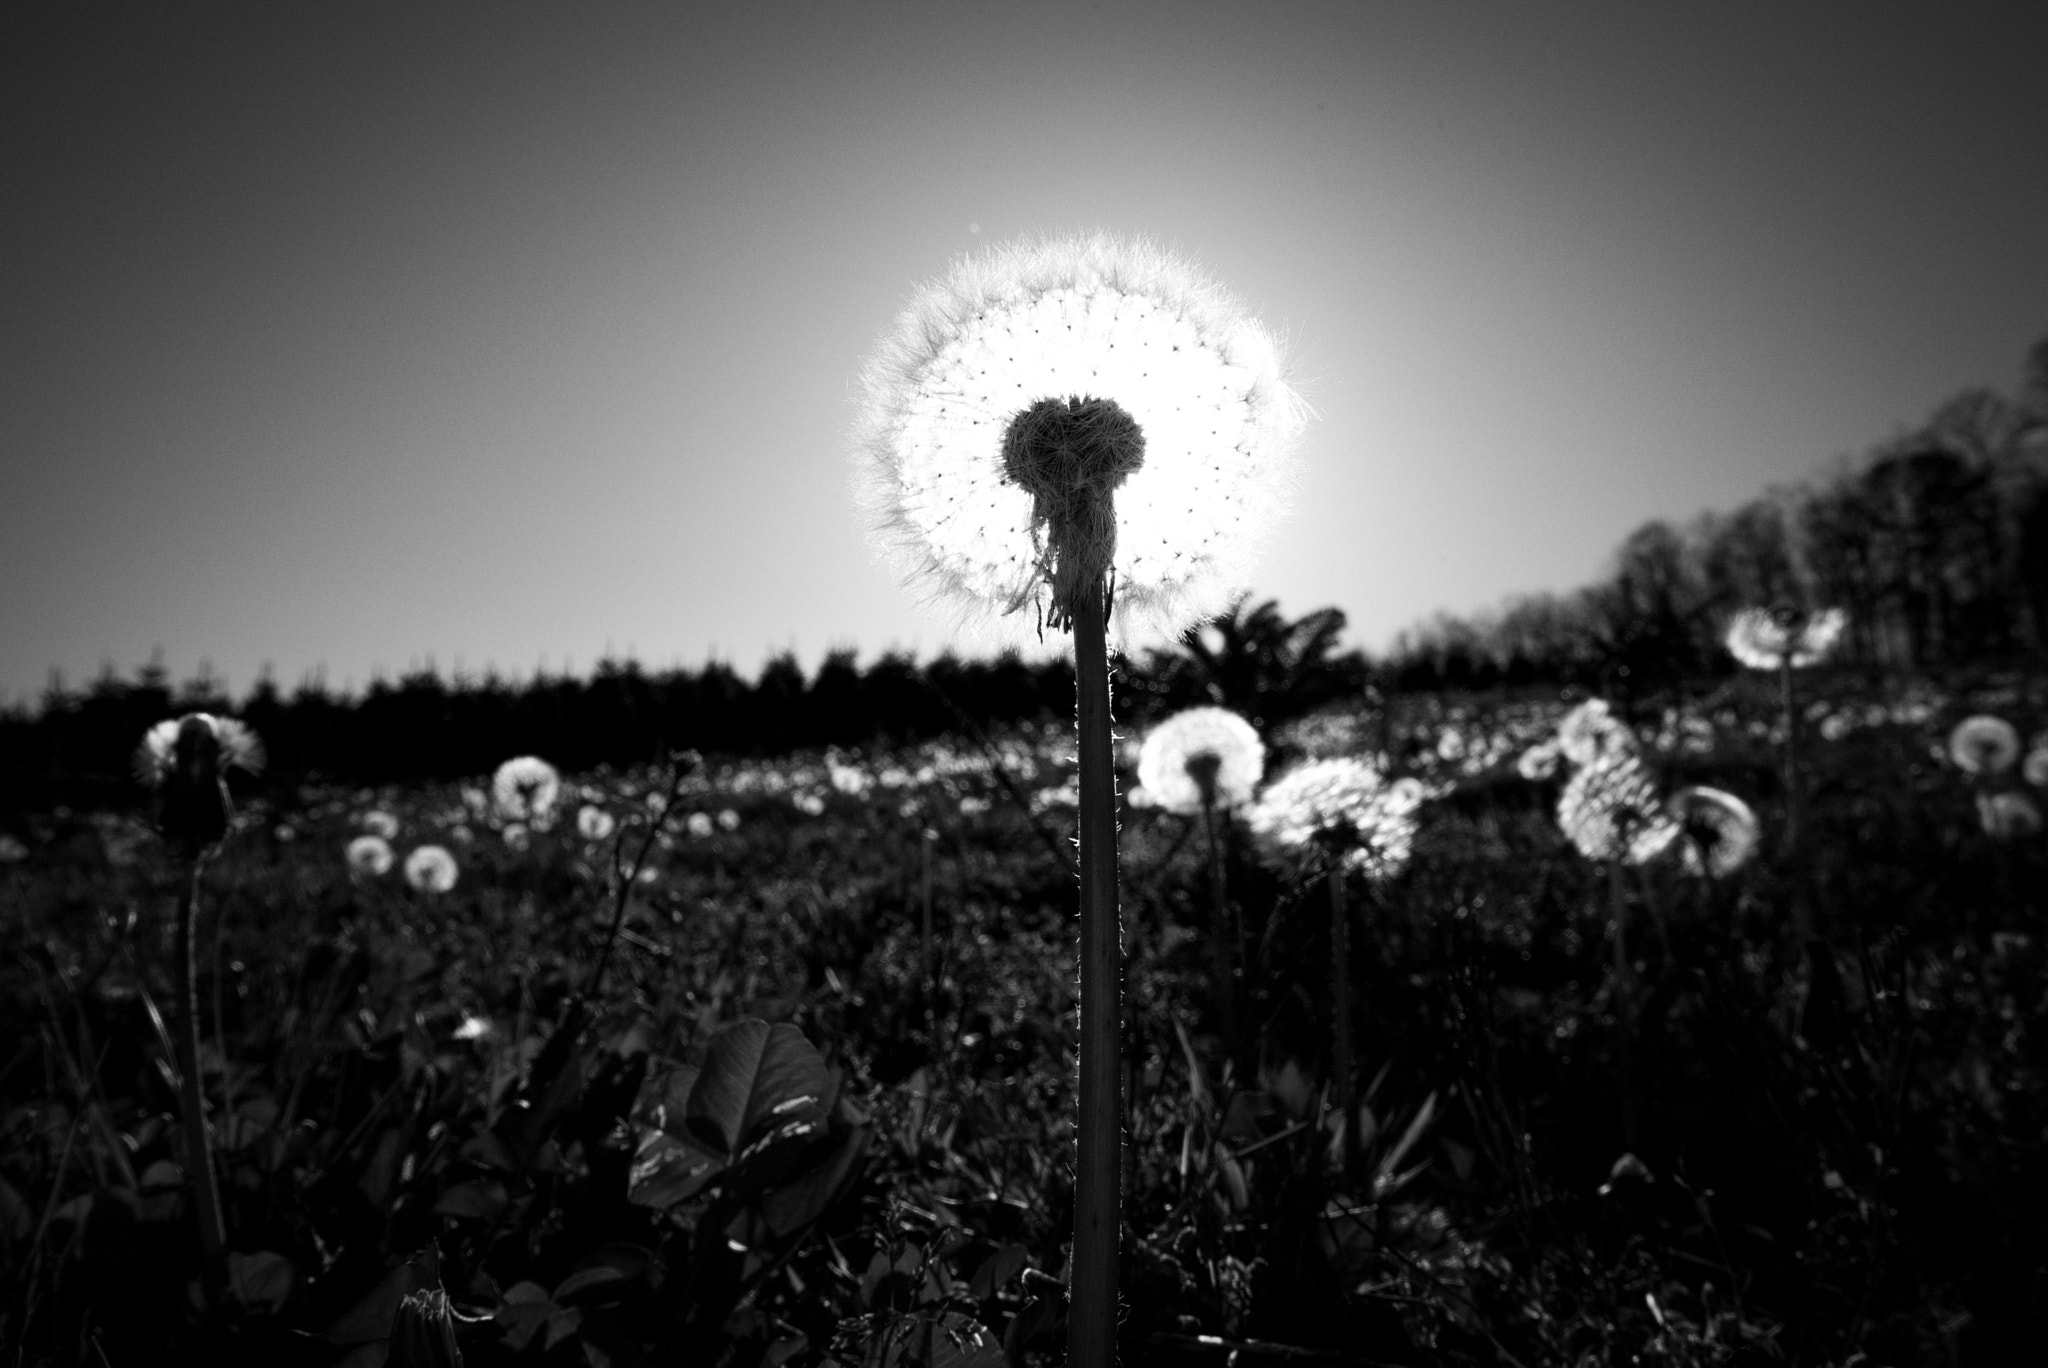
<box><xmin>852</xmin><ymin>233</ymin><xmax>1308</xmax><ymax>641</ymax></box>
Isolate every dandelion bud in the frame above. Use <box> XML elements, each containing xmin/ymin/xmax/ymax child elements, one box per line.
<box><xmin>386</xmin><ymin>1287</ymin><xmax>465</xmax><ymax>1368</ymax></box>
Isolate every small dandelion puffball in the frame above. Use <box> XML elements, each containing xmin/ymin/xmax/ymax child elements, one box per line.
<box><xmin>492</xmin><ymin>755</ymin><xmax>562</xmax><ymax>824</ymax></box>
<box><xmin>1724</xmin><ymin>605</ymin><xmax>1848</xmax><ymax>671</ymax></box>
<box><xmin>134</xmin><ymin>713</ymin><xmax>265</xmax><ymax>859</ymax></box>
<box><xmin>347</xmin><ymin>834</ymin><xmax>395</xmax><ymax>878</ymax></box>
<box><xmin>1517</xmin><ymin>738</ymin><xmax>1564</xmax><ymax>782</ymax></box>
<box><xmin>403</xmin><ymin>844</ymin><xmax>460</xmax><ymax>894</ymax></box>
<box><xmin>1556</xmin><ymin>699</ymin><xmax>1635</xmax><ymax>770</ymax></box>
<box><xmin>1668</xmin><ymin>785</ymin><xmax>1761</xmax><ymax>878</ymax></box>
<box><xmin>1137</xmin><ymin>706</ymin><xmax>1265</xmax><ymax>814</ymax></box>
<box><xmin>577</xmin><ymin>804</ymin><xmax>616</xmax><ymax>841</ymax></box>
<box><xmin>2024</xmin><ymin>746</ymin><xmax>2048</xmax><ymax>789</ymax></box>
<box><xmin>360</xmin><ymin>809</ymin><xmax>400</xmax><ymax>840</ymax></box>
<box><xmin>1556</xmin><ymin>756</ymin><xmax>1679</xmax><ymax>865</ymax></box>
<box><xmin>852</xmin><ymin>232</ymin><xmax>1308</xmax><ymax>640</ymax></box>
<box><xmin>1948</xmin><ymin>715</ymin><xmax>2022</xmax><ymax>777</ymax></box>
<box><xmin>1248</xmin><ymin>757</ymin><xmax>1423</xmax><ymax>878</ymax></box>
<box><xmin>1978</xmin><ymin>791</ymin><xmax>2043</xmax><ymax>840</ymax></box>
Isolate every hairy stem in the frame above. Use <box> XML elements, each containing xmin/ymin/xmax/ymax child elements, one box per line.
<box><xmin>173</xmin><ymin>858</ymin><xmax>227</xmax><ymax>1261</ymax></box>
<box><xmin>1069</xmin><ymin>578</ymin><xmax>1124</xmax><ymax>1368</ymax></box>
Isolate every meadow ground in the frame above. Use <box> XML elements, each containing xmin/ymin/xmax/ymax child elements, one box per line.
<box><xmin>2</xmin><ymin>668</ymin><xmax>2044</xmax><ymax>1366</ymax></box>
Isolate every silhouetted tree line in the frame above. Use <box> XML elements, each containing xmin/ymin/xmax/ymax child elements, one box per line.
<box><xmin>1386</xmin><ymin>332</ymin><xmax>2048</xmax><ymax>693</ymax></box>
<box><xmin>0</xmin><ymin>598</ymin><xmax>1372</xmax><ymax>808</ymax></box>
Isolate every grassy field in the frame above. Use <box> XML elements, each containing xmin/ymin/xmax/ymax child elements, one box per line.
<box><xmin>2</xmin><ymin>668</ymin><xmax>2044</xmax><ymax>1366</ymax></box>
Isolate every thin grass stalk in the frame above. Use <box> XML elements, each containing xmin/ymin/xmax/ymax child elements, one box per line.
<box><xmin>1069</xmin><ymin>577</ymin><xmax>1123</xmax><ymax>1368</ymax></box>
<box><xmin>1200</xmin><ymin>795</ymin><xmax>1238</xmax><ymax>1066</ymax></box>
<box><xmin>172</xmin><ymin>857</ymin><xmax>227</xmax><ymax>1261</ymax></box>
<box><xmin>1329</xmin><ymin>860</ymin><xmax>1356</xmax><ymax>1171</ymax></box>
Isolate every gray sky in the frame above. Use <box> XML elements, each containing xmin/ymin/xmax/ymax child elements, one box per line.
<box><xmin>6</xmin><ymin>2</ymin><xmax>2046</xmax><ymax>705</ymax></box>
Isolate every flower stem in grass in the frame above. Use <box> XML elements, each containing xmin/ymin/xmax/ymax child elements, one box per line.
<box><xmin>173</xmin><ymin>856</ymin><xmax>227</xmax><ymax>1262</ymax></box>
<box><xmin>1608</xmin><ymin>857</ymin><xmax>1639</xmax><ymax>1147</ymax></box>
<box><xmin>1070</xmin><ymin>576</ymin><xmax>1124</xmax><ymax>1368</ymax></box>
<box><xmin>1328</xmin><ymin>860</ymin><xmax>1355</xmax><ymax>1171</ymax></box>
<box><xmin>1200</xmin><ymin>792</ymin><xmax>1239</xmax><ymax>1068</ymax></box>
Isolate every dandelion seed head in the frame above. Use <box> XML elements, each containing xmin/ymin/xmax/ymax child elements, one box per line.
<box><xmin>347</xmin><ymin>833</ymin><xmax>395</xmax><ymax>877</ymax></box>
<box><xmin>686</xmin><ymin>811</ymin><xmax>715</xmax><ymax>838</ymax></box>
<box><xmin>1978</xmin><ymin>790</ymin><xmax>2043</xmax><ymax>840</ymax></box>
<box><xmin>359</xmin><ymin>809</ymin><xmax>400</xmax><ymax>840</ymax></box>
<box><xmin>492</xmin><ymin>755</ymin><xmax>561</xmax><ymax>824</ymax></box>
<box><xmin>1724</xmin><ymin>605</ymin><xmax>1847</xmax><ymax>671</ymax></box>
<box><xmin>1517</xmin><ymin>738</ymin><xmax>1563</xmax><ymax>782</ymax></box>
<box><xmin>501</xmin><ymin>823</ymin><xmax>530</xmax><ymax>852</ymax></box>
<box><xmin>1667</xmin><ymin>785</ymin><xmax>1761</xmax><ymax>877</ymax></box>
<box><xmin>1556</xmin><ymin>699</ymin><xmax>1634</xmax><ymax>769</ymax></box>
<box><xmin>1248</xmin><ymin>757</ymin><xmax>1421</xmax><ymax>879</ymax></box>
<box><xmin>851</xmin><ymin>231</ymin><xmax>1308</xmax><ymax>641</ymax></box>
<box><xmin>2023</xmin><ymin>746</ymin><xmax>2048</xmax><ymax>788</ymax></box>
<box><xmin>1948</xmin><ymin>715</ymin><xmax>2022</xmax><ymax>777</ymax></box>
<box><xmin>133</xmin><ymin>713</ymin><xmax>264</xmax><ymax>859</ymax></box>
<box><xmin>577</xmin><ymin>804</ymin><xmax>616</xmax><ymax>841</ymax></box>
<box><xmin>1136</xmin><ymin>706</ymin><xmax>1264</xmax><ymax>814</ymax></box>
<box><xmin>403</xmin><ymin>843</ymin><xmax>459</xmax><ymax>893</ymax></box>
<box><xmin>1557</xmin><ymin>756</ymin><xmax>1678</xmax><ymax>865</ymax></box>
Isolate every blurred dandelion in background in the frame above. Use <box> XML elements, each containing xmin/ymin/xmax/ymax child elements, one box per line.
<box><xmin>686</xmin><ymin>812</ymin><xmax>715</xmax><ymax>838</ymax></box>
<box><xmin>1724</xmin><ymin>605</ymin><xmax>1848</xmax><ymax>671</ymax></box>
<box><xmin>501</xmin><ymin>824</ymin><xmax>531</xmax><ymax>853</ymax></box>
<box><xmin>1250</xmin><ymin>758</ymin><xmax>1423</xmax><ymax>878</ymax></box>
<box><xmin>403</xmin><ymin>843</ymin><xmax>460</xmax><ymax>893</ymax></box>
<box><xmin>360</xmin><ymin>808</ymin><xmax>400</xmax><ymax>840</ymax></box>
<box><xmin>1137</xmin><ymin>706</ymin><xmax>1264</xmax><ymax>814</ymax></box>
<box><xmin>852</xmin><ymin>231</ymin><xmax>1306</xmax><ymax>1365</ymax></box>
<box><xmin>1557</xmin><ymin>755</ymin><xmax>1679</xmax><ymax>865</ymax></box>
<box><xmin>717</xmin><ymin>808</ymin><xmax>741</xmax><ymax>832</ymax></box>
<box><xmin>1977</xmin><ymin>791</ymin><xmax>2043</xmax><ymax>840</ymax></box>
<box><xmin>347</xmin><ymin>833</ymin><xmax>395</xmax><ymax>877</ymax></box>
<box><xmin>2024</xmin><ymin>743</ymin><xmax>2048</xmax><ymax>788</ymax></box>
<box><xmin>1949</xmin><ymin>715</ymin><xmax>2022</xmax><ymax>777</ymax></box>
<box><xmin>1723</xmin><ymin>605</ymin><xmax>1846</xmax><ymax>875</ymax></box>
<box><xmin>1555</xmin><ymin>698</ymin><xmax>1637</xmax><ymax>770</ymax></box>
<box><xmin>1517</xmin><ymin>737</ymin><xmax>1564</xmax><ymax>781</ymax></box>
<box><xmin>1668</xmin><ymin>785</ymin><xmax>1761</xmax><ymax>877</ymax></box>
<box><xmin>492</xmin><ymin>755</ymin><xmax>562</xmax><ymax>825</ymax></box>
<box><xmin>1138</xmin><ymin>704</ymin><xmax>1264</xmax><ymax>1061</ymax></box>
<box><xmin>576</xmin><ymin>804</ymin><xmax>616</xmax><ymax>841</ymax></box>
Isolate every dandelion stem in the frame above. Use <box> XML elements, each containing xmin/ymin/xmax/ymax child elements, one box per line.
<box><xmin>1608</xmin><ymin>858</ymin><xmax>1639</xmax><ymax>1147</ymax></box>
<box><xmin>1200</xmin><ymin>795</ymin><xmax>1239</xmax><ymax>1067</ymax></box>
<box><xmin>173</xmin><ymin>857</ymin><xmax>227</xmax><ymax>1262</ymax></box>
<box><xmin>1329</xmin><ymin>860</ymin><xmax>1355</xmax><ymax>1172</ymax></box>
<box><xmin>1070</xmin><ymin>576</ymin><xmax>1123</xmax><ymax>1368</ymax></box>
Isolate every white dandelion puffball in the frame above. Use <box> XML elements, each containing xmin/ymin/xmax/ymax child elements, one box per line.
<box><xmin>1137</xmin><ymin>706</ymin><xmax>1265</xmax><ymax>814</ymax></box>
<box><xmin>1724</xmin><ymin>606</ymin><xmax>1848</xmax><ymax>671</ymax></box>
<box><xmin>360</xmin><ymin>809</ymin><xmax>400</xmax><ymax>840</ymax></box>
<box><xmin>686</xmin><ymin>811</ymin><xmax>715</xmax><ymax>839</ymax></box>
<box><xmin>502</xmin><ymin>823</ymin><xmax>531</xmax><ymax>852</ymax></box>
<box><xmin>1667</xmin><ymin>786</ymin><xmax>1761</xmax><ymax>878</ymax></box>
<box><xmin>1248</xmin><ymin>757</ymin><xmax>1422</xmax><ymax>878</ymax></box>
<box><xmin>492</xmin><ymin>755</ymin><xmax>562</xmax><ymax>824</ymax></box>
<box><xmin>347</xmin><ymin>834</ymin><xmax>395</xmax><ymax>878</ymax></box>
<box><xmin>1517</xmin><ymin>739</ymin><xmax>1564</xmax><ymax>782</ymax></box>
<box><xmin>717</xmin><ymin>808</ymin><xmax>741</xmax><ymax>832</ymax></box>
<box><xmin>1556</xmin><ymin>699</ymin><xmax>1635</xmax><ymax>770</ymax></box>
<box><xmin>403</xmin><ymin>844</ymin><xmax>460</xmax><ymax>894</ymax></box>
<box><xmin>1556</xmin><ymin>756</ymin><xmax>1679</xmax><ymax>865</ymax></box>
<box><xmin>852</xmin><ymin>232</ymin><xmax>1309</xmax><ymax>640</ymax></box>
<box><xmin>577</xmin><ymin>804</ymin><xmax>616</xmax><ymax>841</ymax></box>
<box><xmin>2024</xmin><ymin>746</ymin><xmax>2048</xmax><ymax>789</ymax></box>
<box><xmin>1948</xmin><ymin>715</ymin><xmax>2022</xmax><ymax>777</ymax></box>
<box><xmin>1978</xmin><ymin>791</ymin><xmax>2043</xmax><ymax>840</ymax></box>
